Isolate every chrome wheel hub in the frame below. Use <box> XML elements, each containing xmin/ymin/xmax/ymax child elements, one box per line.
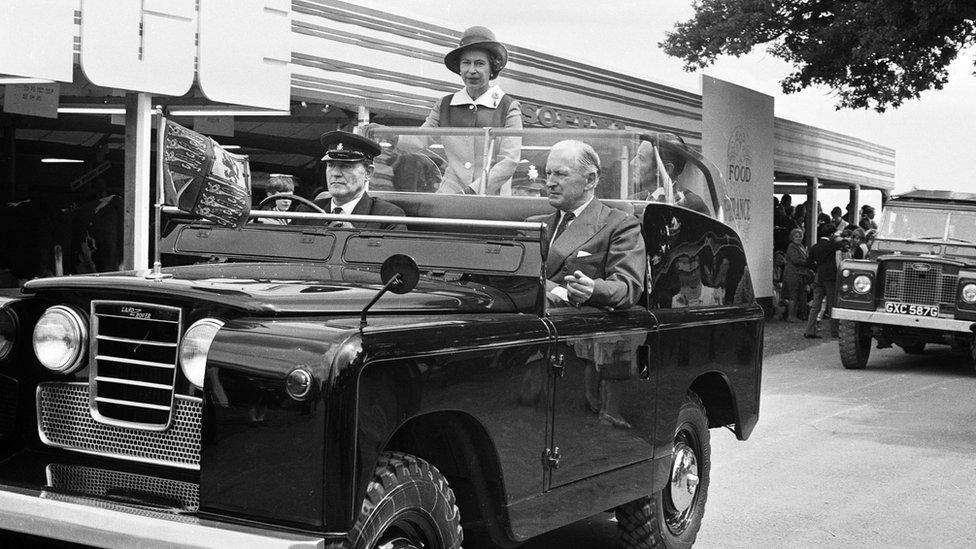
<box><xmin>669</xmin><ymin>441</ymin><xmax>699</xmax><ymax>513</ymax></box>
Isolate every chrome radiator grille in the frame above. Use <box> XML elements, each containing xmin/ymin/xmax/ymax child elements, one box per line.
<box><xmin>37</xmin><ymin>382</ymin><xmax>201</xmax><ymax>469</ymax></box>
<box><xmin>47</xmin><ymin>463</ymin><xmax>199</xmax><ymax>511</ymax></box>
<box><xmin>883</xmin><ymin>262</ymin><xmax>957</xmax><ymax>306</ymax></box>
<box><xmin>89</xmin><ymin>301</ymin><xmax>182</xmax><ymax>430</ymax></box>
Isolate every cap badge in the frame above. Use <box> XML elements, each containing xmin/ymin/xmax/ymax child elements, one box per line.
<box><xmin>336</xmin><ymin>143</ymin><xmax>344</xmax><ymax>150</ymax></box>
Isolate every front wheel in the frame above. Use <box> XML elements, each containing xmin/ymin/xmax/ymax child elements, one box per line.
<box><xmin>838</xmin><ymin>320</ymin><xmax>871</xmax><ymax>369</ymax></box>
<box><xmin>330</xmin><ymin>452</ymin><xmax>462</xmax><ymax>549</ymax></box>
<box><xmin>616</xmin><ymin>393</ymin><xmax>710</xmax><ymax>549</ymax></box>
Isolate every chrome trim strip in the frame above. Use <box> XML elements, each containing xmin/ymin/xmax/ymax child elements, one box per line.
<box><xmin>93</xmin><ymin>312</ymin><xmax>180</xmax><ymax>323</ymax></box>
<box><xmin>162</xmin><ymin>204</ymin><xmax>545</xmax><ymax>231</ymax></box>
<box><xmin>0</xmin><ymin>482</ymin><xmax>327</xmax><ymax>549</ymax></box>
<box><xmin>94</xmin><ymin>376</ymin><xmax>174</xmax><ymax>390</ymax></box>
<box><xmin>95</xmin><ymin>355</ymin><xmax>176</xmax><ymax>369</ymax></box>
<box><xmin>833</xmin><ymin>308</ymin><xmax>976</xmax><ymax>332</ymax></box>
<box><xmin>96</xmin><ymin>334</ymin><xmax>178</xmax><ymax>347</ymax></box>
<box><xmin>94</xmin><ymin>397</ymin><xmax>172</xmax><ymax>411</ymax></box>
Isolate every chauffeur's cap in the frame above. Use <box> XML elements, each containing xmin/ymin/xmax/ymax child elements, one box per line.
<box><xmin>319</xmin><ymin>131</ymin><xmax>382</xmax><ymax>162</ymax></box>
<box><xmin>444</xmin><ymin>26</ymin><xmax>508</xmax><ymax>75</ymax></box>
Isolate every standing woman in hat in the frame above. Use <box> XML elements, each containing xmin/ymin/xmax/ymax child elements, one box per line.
<box><xmin>401</xmin><ymin>26</ymin><xmax>522</xmax><ymax>195</ymax></box>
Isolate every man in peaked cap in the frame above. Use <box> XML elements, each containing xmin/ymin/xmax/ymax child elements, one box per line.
<box><xmin>297</xmin><ymin>131</ymin><xmax>406</xmax><ymax>230</ymax></box>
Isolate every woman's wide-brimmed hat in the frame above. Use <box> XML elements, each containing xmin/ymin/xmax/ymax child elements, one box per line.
<box><xmin>444</xmin><ymin>26</ymin><xmax>508</xmax><ymax>74</ymax></box>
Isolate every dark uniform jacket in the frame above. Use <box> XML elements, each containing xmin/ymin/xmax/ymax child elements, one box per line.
<box><xmin>295</xmin><ymin>193</ymin><xmax>406</xmax><ymax>231</ymax></box>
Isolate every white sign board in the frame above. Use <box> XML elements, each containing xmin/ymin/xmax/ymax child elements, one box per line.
<box><xmin>0</xmin><ymin>0</ymin><xmax>291</xmax><ymax>109</ymax></box>
<box><xmin>3</xmin><ymin>83</ymin><xmax>60</xmax><ymax>118</ymax></box>
<box><xmin>702</xmin><ymin>75</ymin><xmax>775</xmax><ymax>301</ymax></box>
<box><xmin>80</xmin><ymin>0</ymin><xmax>197</xmax><ymax>96</ymax></box>
<box><xmin>0</xmin><ymin>0</ymin><xmax>74</xmax><ymax>81</ymax></box>
<box><xmin>198</xmin><ymin>0</ymin><xmax>291</xmax><ymax>110</ymax></box>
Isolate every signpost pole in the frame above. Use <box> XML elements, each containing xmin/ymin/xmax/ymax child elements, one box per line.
<box><xmin>123</xmin><ymin>92</ymin><xmax>152</xmax><ymax>270</ymax></box>
<box><xmin>152</xmin><ymin>112</ymin><xmax>166</xmax><ymax>277</ymax></box>
<box><xmin>806</xmin><ymin>176</ymin><xmax>819</xmax><ymax>247</ymax></box>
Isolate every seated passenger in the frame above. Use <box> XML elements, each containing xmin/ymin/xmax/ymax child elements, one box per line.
<box><xmin>296</xmin><ymin>131</ymin><xmax>406</xmax><ymax>230</ymax></box>
<box><xmin>398</xmin><ymin>26</ymin><xmax>522</xmax><ymax>195</ymax></box>
<box><xmin>256</xmin><ymin>173</ymin><xmax>295</xmax><ymax>225</ymax></box>
<box><xmin>629</xmin><ymin>134</ymin><xmax>710</xmax><ymax>215</ymax></box>
<box><xmin>530</xmin><ymin>140</ymin><xmax>645</xmax><ymax>309</ymax></box>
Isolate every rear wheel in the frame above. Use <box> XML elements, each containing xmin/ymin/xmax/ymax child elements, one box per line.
<box><xmin>616</xmin><ymin>393</ymin><xmax>710</xmax><ymax>549</ymax></box>
<box><xmin>330</xmin><ymin>452</ymin><xmax>462</xmax><ymax>549</ymax></box>
<box><xmin>839</xmin><ymin>320</ymin><xmax>871</xmax><ymax>369</ymax></box>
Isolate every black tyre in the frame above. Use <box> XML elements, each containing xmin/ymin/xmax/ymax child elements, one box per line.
<box><xmin>838</xmin><ymin>320</ymin><xmax>871</xmax><ymax>369</ymax></box>
<box><xmin>616</xmin><ymin>393</ymin><xmax>710</xmax><ymax>549</ymax></box>
<box><xmin>330</xmin><ymin>452</ymin><xmax>462</xmax><ymax>549</ymax></box>
<box><xmin>898</xmin><ymin>342</ymin><xmax>926</xmax><ymax>354</ymax></box>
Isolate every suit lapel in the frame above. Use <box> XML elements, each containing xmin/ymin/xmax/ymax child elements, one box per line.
<box><xmin>546</xmin><ymin>200</ymin><xmax>606</xmax><ymax>276</ymax></box>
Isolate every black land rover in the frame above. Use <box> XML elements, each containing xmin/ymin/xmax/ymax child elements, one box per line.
<box><xmin>0</xmin><ymin>126</ymin><xmax>762</xmax><ymax>548</ymax></box>
<box><xmin>835</xmin><ymin>190</ymin><xmax>976</xmax><ymax>372</ymax></box>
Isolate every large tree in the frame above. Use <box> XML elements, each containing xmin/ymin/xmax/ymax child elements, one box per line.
<box><xmin>661</xmin><ymin>0</ymin><xmax>976</xmax><ymax>111</ymax></box>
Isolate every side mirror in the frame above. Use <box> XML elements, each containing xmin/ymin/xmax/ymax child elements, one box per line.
<box><xmin>380</xmin><ymin>254</ymin><xmax>420</xmax><ymax>295</ymax></box>
<box><xmin>361</xmin><ymin>254</ymin><xmax>420</xmax><ymax>329</ymax></box>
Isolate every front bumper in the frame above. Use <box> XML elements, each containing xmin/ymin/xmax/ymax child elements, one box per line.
<box><xmin>833</xmin><ymin>308</ymin><xmax>976</xmax><ymax>333</ymax></box>
<box><xmin>0</xmin><ymin>482</ymin><xmax>328</xmax><ymax>549</ymax></box>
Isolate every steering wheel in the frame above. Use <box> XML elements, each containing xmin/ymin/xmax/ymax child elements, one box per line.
<box><xmin>257</xmin><ymin>194</ymin><xmax>327</xmax><ymax>214</ymax></box>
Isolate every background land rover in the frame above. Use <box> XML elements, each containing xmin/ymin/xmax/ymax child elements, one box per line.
<box><xmin>0</xmin><ymin>127</ymin><xmax>762</xmax><ymax>549</ymax></box>
<box><xmin>834</xmin><ymin>190</ymin><xmax>976</xmax><ymax>372</ymax></box>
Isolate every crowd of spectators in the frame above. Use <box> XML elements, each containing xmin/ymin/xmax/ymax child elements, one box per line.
<box><xmin>772</xmin><ymin>195</ymin><xmax>879</xmax><ymax>336</ymax></box>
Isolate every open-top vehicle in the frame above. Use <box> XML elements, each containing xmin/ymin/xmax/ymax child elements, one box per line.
<box><xmin>0</xmin><ymin>125</ymin><xmax>762</xmax><ymax>548</ymax></box>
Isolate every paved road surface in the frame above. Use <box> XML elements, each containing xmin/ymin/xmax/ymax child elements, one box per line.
<box><xmin>509</xmin><ymin>338</ymin><xmax>976</xmax><ymax>548</ymax></box>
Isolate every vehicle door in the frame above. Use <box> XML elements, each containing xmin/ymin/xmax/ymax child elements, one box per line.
<box><xmin>544</xmin><ymin>306</ymin><xmax>659</xmax><ymax>489</ymax></box>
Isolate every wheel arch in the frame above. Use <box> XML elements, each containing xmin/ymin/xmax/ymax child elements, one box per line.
<box><xmin>378</xmin><ymin>410</ymin><xmax>519</xmax><ymax>548</ymax></box>
<box><xmin>689</xmin><ymin>371</ymin><xmax>742</xmax><ymax>437</ymax></box>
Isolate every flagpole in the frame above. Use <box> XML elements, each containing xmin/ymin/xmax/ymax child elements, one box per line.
<box><xmin>151</xmin><ymin>110</ymin><xmax>166</xmax><ymax>279</ymax></box>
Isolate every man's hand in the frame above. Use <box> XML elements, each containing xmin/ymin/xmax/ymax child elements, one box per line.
<box><xmin>564</xmin><ymin>270</ymin><xmax>594</xmax><ymax>305</ymax></box>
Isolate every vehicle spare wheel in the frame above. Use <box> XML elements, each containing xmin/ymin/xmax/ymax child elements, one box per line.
<box><xmin>331</xmin><ymin>452</ymin><xmax>462</xmax><ymax>549</ymax></box>
<box><xmin>838</xmin><ymin>320</ymin><xmax>871</xmax><ymax>369</ymax></box>
<box><xmin>615</xmin><ymin>392</ymin><xmax>710</xmax><ymax>549</ymax></box>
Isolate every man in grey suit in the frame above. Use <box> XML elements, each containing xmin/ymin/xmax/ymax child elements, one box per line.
<box><xmin>533</xmin><ymin>140</ymin><xmax>646</xmax><ymax>309</ymax></box>
<box><xmin>296</xmin><ymin>131</ymin><xmax>406</xmax><ymax>230</ymax></box>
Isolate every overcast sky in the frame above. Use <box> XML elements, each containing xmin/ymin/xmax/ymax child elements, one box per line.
<box><xmin>359</xmin><ymin>0</ymin><xmax>976</xmax><ymax>196</ymax></box>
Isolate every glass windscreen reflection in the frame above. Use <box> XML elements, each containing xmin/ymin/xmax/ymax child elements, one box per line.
<box><xmin>364</xmin><ymin>127</ymin><xmax>722</xmax><ymax>219</ymax></box>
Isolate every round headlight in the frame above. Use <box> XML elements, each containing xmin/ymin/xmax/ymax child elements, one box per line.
<box><xmin>0</xmin><ymin>307</ymin><xmax>19</xmax><ymax>362</ymax></box>
<box><xmin>179</xmin><ymin>318</ymin><xmax>223</xmax><ymax>389</ymax></box>
<box><xmin>32</xmin><ymin>306</ymin><xmax>87</xmax><ymax>373</ymax></box>
<box><xmin>962</xmin><ymin>283</ymin><xmax>976</xmax><ymax>304</ymax></box>
<box><xmin>853</xmin><ymin>275</ymin><xmax>872</xmax><ymax>294</ymax></box>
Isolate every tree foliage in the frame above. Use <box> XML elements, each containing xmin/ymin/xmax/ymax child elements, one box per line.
<box><xmin>661</xmin><ymin>0</ymin><xmax>976</xmax><ymax>111</ymax></box>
